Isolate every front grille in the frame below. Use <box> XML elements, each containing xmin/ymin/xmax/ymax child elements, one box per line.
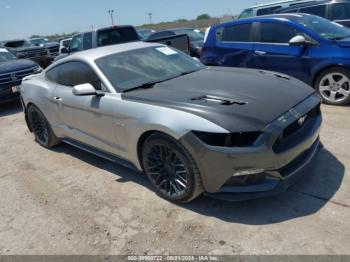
<box><xmin>0</xmin><ymin>67</ymin><xmax>38</xmax><ymax>86</ymax></box>
<box><xmin>48</xmin><ymin>46</ymin><xmax>59</xmax><ymax>56</ymax></box>
<box><xmin>273</xmin><ymin>104</ymin><xmax>321</xmax><ymax>153</ymax></box>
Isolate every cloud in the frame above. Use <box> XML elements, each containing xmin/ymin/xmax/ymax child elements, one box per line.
<box><xmin>4</xmin><ymin>5</ymin><xmax>11</xmax><ymax>9</ymax></box>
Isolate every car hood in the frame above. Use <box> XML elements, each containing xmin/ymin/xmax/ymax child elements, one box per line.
<box><xmin>122</xmin><ymin>67</ymin><xmax>315</xmax><ymax>132</ymax></box>
<box><xmin>0</xmin><ymin>59</ymin><xmax>37</xmax><ymax>74</ymax></box>
<box><xmin>44</xmin><ymin>42</ymin><xmax>59</xmax><ymax>48</ymax></box>
<box><xmin>8</xmin><ymin>46</ymin><xmax>45</xmax><ymax>52</ymax></box>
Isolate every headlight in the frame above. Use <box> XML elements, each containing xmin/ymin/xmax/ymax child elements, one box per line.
<box><xmin>192</xmin><ymin>131</ymin><xmax>262</xmax><ymax>147</ymax></box>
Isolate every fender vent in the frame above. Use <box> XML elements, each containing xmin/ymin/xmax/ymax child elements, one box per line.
<box><xmin>191</xmin><ymin>95</ymin><xmax>247</xmax><ymax>105</ymax></box>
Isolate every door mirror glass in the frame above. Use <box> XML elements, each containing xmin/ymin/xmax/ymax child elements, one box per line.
<box><xmin>289</xmin><ymin>35</ymin><xmax>307</xmax><ymax>46</ymax></box>
<box><xmin>72</xmin><ymin>83</ymin><xmax>104</xmax><ymax>97</ymax></box>
<box><xmin>61</xmin><ymin>47</ymin><xmax>69</xmax><ymax>54</ymax></box>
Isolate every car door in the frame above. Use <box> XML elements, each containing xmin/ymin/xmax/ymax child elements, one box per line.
<box><xmin>47</xmin><ymin>61</ymin><xmax>121</xmax><ymax>155</ymax></box>
<box><xmin>252</xmin><ymin>21</ymin><xmax>311</xmax><ymax>82</ymax></box>
<box><xmin>213</xmin><ymin>22</ymin><xmax>256</xmax><ymax>68</ymax></box>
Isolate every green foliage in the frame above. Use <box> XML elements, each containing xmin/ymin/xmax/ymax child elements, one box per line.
<box><xmin>196</xmin><ymin>14</ymin><xmax>211</xmax><ymax>20</ymax></box>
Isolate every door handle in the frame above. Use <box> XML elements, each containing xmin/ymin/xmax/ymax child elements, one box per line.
<box><xmin>52</xmin><ymin>96</ymin><xmax>63</xmax><ymax>103</ymax></box>
<box><xmin>254</xmin><ymin>50</ymin><xmax>267</xmax><ymax>56</ymax></box>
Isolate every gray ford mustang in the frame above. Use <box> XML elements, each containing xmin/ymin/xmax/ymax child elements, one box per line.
<box><xmin>20</xmin><ymin>42</ymin><xmax>322</xmax><ymax>203</ymax></box>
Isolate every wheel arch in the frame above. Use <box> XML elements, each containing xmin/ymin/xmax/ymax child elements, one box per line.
<box><xmin>136</xmin><ymin>130</ymin><xmax>179</xmax><ymax>171</ymax></box>
<box><xmin>312</xmin><ymin>64</ymin><xmax>350</xmax><ymax>88</ymax></box>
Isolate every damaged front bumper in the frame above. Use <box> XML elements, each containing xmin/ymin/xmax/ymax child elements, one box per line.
<box><xmin>180</xmin><ymin>93</ymin><xmax>322</xmax><ymax>201</ymax></box>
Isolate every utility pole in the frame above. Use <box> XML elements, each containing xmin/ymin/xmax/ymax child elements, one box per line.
<box><xmin>108</xmin><ymin>10</ymin><xmax>115</xmax><ymax>25</ymax></box>
<box><xmin>148</xmin><ymin>12</ymin><xmax>153</xmax><ymax>24</ymax></box>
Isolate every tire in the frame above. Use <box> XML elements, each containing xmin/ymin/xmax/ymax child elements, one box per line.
<box><xmin>141</xmin><ymin>133</ymin><xmax>204</xmax><ymax>203</ymax></box>
<box><xmin>314</xmin><ymin>67</ymin><xmax>350</xmax><ymax>105</ymax></box>
<box><xmin>27</xmin><ymin>105</ymin><xmax>60</xmax><ymax>148</ymax></box>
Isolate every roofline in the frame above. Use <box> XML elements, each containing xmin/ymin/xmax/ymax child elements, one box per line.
<box><xmin>245</xmin><ymin>0</ymin><xmax>320</xmax><ymax>9</ymax></box>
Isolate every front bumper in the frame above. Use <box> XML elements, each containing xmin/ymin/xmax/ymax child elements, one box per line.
<box><xmin>0</xmin><ymin>84</ymin><xmax>21</xmax><ymax>104</ymax></box>
<box><xmin>180</xmin><ymin>93</ymin><xmax>322</xmax><ymax>201</ymax></box>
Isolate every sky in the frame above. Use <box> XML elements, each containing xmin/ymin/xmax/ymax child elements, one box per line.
<box><xmin>0</xmin><ymin>0</ymin><xmax>267</xmax><ymax>40</ymax></box>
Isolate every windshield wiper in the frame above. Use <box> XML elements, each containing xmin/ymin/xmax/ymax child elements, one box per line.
<box><xmin>123</xmin><ymin>81</ymin><xmax>160</xmax><ymax>93</ymax></box>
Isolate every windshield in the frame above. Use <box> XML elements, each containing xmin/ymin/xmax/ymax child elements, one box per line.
<box><xmin>0</xmin><ymin>50</ymin><xmax>16</xmax><ymax>62</ymax></box>
<box><xmin>174</xmin><ymin>29</ymin><xmax>204</xmax><ymax>41</ymax></box>
<box><xmin>30</xmin><ymin>39</ymin><xmax>47</xmax><ymax>46</ymax></box>
<box><xmin>96</xmin><ymin>46</ymin><xmax>205</xmax><ymax>92</ymax></box>
<box><xmin>289</xmin><ymin>15</ymin><xmax>350</xmax><ymax>40</ymax></box>
<box><xmin>4</xmin><ymin>40</ymin><xmax>32</xmax><ymax>48</ymax></box>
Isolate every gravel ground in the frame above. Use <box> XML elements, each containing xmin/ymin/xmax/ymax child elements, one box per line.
<box><xmin>0</xmin><ymin>101</ymin><xmax>349</xmax><ymax>255</ymax></box>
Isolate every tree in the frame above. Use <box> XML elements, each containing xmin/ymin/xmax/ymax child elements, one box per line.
<box><xmin>196</xmin><ymin>14</ymin><xmax>211</xmax><ymax>20</ymax></box>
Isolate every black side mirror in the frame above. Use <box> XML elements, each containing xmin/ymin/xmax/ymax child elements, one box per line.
<box><xmin>61</xmin><ymin>47</ymin><xmax>69</xmax><ymax>54</ymax></box>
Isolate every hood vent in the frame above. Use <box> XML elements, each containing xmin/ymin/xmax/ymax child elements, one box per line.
<box><xmin>191</xmin><ymin>95</ymin><xmax>247</xmax><ymax>105</ymax></box>
<box><xmin>259</xmin><ymin>70</ymin><xmax>290</xmax><ymax>80</ymax></box>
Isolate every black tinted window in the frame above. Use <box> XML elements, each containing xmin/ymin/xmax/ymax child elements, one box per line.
<box><xmin>300</xmin><ymin>5</ymin><xmax>327</xmax><ymax>17</ymax></box>
<box><xmin>220</xmin><ymin>23</ymin><xmax>252</xmax><ymax>42</ymax></box>
<box><xmin>83</xmin><ymin>32</ymin><xmax>93</xmax><ymax>50</ymax></box>
<box><xmin>46</xmin><ymin>62</ymin><xmax>102</xmax><ymax>90</ymax></box>
<box><xmin>147</xmin><ymin>31</ymin><xmax>176</xmax><ymax>41</ymax></box>
<box><xmin>259</xmin><ymin>23</ymin><xmax>299</xmax><ymax>43</ymax></box>
<box><xmin>97</xmin><ymin>27</ymin><xmax>139</xmax><ymax>46</ymax></box>
<box><xmin>331</xmin><ymin>3</ymin><xmax>350</xmax><ymax>20</ymax></box>
<box><xmin>257</xmin><ymin>6</ymin><xmax>282</xmax><ymax>16</ymax></box>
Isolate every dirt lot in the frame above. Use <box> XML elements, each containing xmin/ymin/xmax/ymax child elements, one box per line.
<box><xmin>0</xmin><ymin>101</ymin><xmax>349</xmax><ymax>255</ymax></box>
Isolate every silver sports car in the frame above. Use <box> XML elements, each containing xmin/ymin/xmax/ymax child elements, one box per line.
<box><xmin>20</xmin><ymin>42</ymin><xmax>322</xmax><ymax>203</ymax></box>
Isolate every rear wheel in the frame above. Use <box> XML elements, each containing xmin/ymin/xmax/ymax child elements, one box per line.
<box><xmin>141</xmin><ymin>133</ymin><xmax>203</xmax><ymax>203</ymax></box>
<box><xmin>27</xmin><ymin>105</ymin><xmax>60</xmax><ymax>148</ymax></box>
<box><xmin>315</xmin><ymin>67</ymin><xmax>350</xmax><ymax>105</ymax></box>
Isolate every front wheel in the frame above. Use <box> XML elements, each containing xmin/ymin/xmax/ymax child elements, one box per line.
<box><xmin>315</xmin><ymin>67</ymin><xmax>350</xmax><ymax>105</ymax></box>
<box><xmin>27</xmin><ymin>105</ymin><xmax>60</xmax><ymax>148</ymax></box>
<box><xmin>141</xmin><ymin>133</ymin><xmax>203</xmax><ymax>203</ymax></box>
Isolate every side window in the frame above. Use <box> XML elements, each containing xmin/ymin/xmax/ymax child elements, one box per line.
<box><xmin>239</xmin><ymin>9</ymin><xmax>253</xmax><ymax>19</ymax></box>
<box><xmin>331</xmin><ymin>3</ymin><xmax>350</xmax><ymax>20</ymax></box>
<box><xmin>83</xmin><ymin>32</ymin><xmax>93</xmax><ymax>50</ymax></box>
<box><xmin>46</xmin><ymin>62</ymin><xmax>103</xmax><ymax>90</ymax></box>
<box><xmin>258</xmin><ymin>23</ymin><xmax>300</xmax><ymax>43</ymax></box>
<box><xmin>69</xmin><ymin>34</ymin><xmax>82</xmax><ymax>53</ymax></box>
<box><xmin>220</xmin><ymin>23</ymin><xmax>252</xmax><ymax>42</ymax></box>
<box><xmin>300</xmin><ymin>5</ymin><xmax>327</xmax><ymax>18</ymax></box>
<box><xmin>257</xmin><ymin>6</ymin><xmax>282</xmax><ymax>16</ymax></box>
<box><xmin>281</xmin><ymin>8</ymin><xmax>299</xmax><ymax>14</ymax></box>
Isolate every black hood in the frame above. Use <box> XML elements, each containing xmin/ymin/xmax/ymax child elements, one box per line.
<box><xmin>0</xmin><ymin>59</ymin><xmax>37</xmax><ymax>74</ymax></box>
<box><xmin>8</xmin><ymin>46</ymin><xmax>46</xmax><ymax>52</ymax></box>
<box><xmin>122</xmin><ymin>67</ymin><xmax>315</xmax><ymax>132</ymax></box>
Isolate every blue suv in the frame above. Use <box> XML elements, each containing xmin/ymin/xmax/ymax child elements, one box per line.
<box><xmin>201</xmin><ymin>14</ymin><xmax>350</xmax><ymax>105</ymax></box>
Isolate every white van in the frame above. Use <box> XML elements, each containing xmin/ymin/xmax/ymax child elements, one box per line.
<box><xmin>238</xmin><ymin>0</ymin><xmax>321</xmax><ymax>19</ymax></box>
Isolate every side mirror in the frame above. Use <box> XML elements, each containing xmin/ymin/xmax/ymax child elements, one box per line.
<box><xmin>61</xmin><ymin>47</ymin><xmax>69</xmax><ymax>54</ymax></box>
<box><xmin>72</xmin><ymin>83</ymin><xmax>105</xmax><ymax>97</ymax></box>
<box><xmin>289</xmin><ymin>35</ymin><xmax>309</xmax><ymax>46</ymax></box>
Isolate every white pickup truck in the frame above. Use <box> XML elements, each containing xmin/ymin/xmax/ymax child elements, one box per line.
<box><xmin>56</xmin><ymin>25</ymin><xmax>190</xmax><ymax>61</ymax></box>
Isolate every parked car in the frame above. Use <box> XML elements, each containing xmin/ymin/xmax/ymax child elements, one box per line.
<box><xmin>0</xmin><ymin>39</ymin><xmax>51</xmax><ymax>68</ymax></box>
<box><xmin>147</xmin><ymin>28</ymin><xmax>204</xmax><ymax>57</ymax></box>
<box><xmin>201</xmin><ymin>14</ymin><xmax>350</xmax><ymax>105</ymax></box>
<box><xmin>20</xmin><ymin>42</ymin><xmax>321</xmax><ymax>203</ymax></box>
<box><xmin>59</xmin><ymin>38</ymin><xmax>72</xmax><ymax>54</ymax></box>
<box><xmin>0</xmin><ymin>48</ymin><xmax>41</xmax><ymax>104</ymax></box>
<box><xmin>238</xmin><ymin>0</ymin><xmax>321</xmax><ymax>19</ymax></box>
<box><xmin>275</xmin><ymin>0</ymin><xmax>350</xmax><ymax>27</ymax></box>
<box><xmin>55</xmin><ymin>25</ymin><xmax>190</xmax><ymax>61</ymax></box>
<box><xmin>30</xmin><ymin>38</ymin><xmax>60</xmax><ymax>59</ymax></box>
<box><xmin>137</xmin><ymin>29</ymin><xmax>156</xmax><ymax>40</ymax></box>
